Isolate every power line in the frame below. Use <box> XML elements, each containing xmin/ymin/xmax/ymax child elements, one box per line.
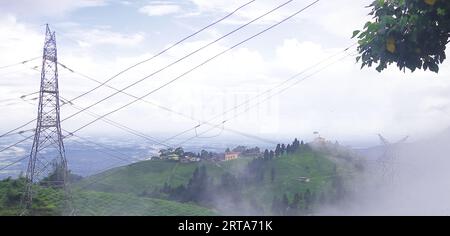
<box><xmin>0</xmin><ymin>0</ymin><xmax>321</xmax><ymax>155</ymax></box>
<box><xmin>0</xmin><ymin>90</ymin><xmax>39</xmax><ymax>106</ymax></box>
<box><xmin>0</xmin><ymin>0</ymin><xmax>305</xmax><ymax>151</ymax></box>
<box><xmin>67</xmin><ymin>0</ymin><xmax>257</xmax><ymax>103</ymax></box>
<box><xmin>19</xmin><ymin>93</ymin><xmax>170</xmax><ymax>149</ymax></box>
<box><xmin>0</xmin><ymin>131</ymin><xmax>139</xmax><ymax>174</ymax></box>
<box><xmin>0</xmin><ymin>135</ymin><xmax>34</xmax><ymax>154</ymax></box>
<box><xmin>174</xmin><ymin>49</ymin><xmax>356</xmax><ymax>146</ymax></box>
<box><xmin>60</xmin><ymin>98</ymin><xmax>170</xmax><ymax>149</ymax></box>
<box><xmin>0</xmin><ymin>57</ymin><xmax>40</xmax><ymax>70</ymax></box>
<box><xmin>0</xmin><ymin>0</ymin><xmax>323</xmax><ymax>155</ymax></box>
<box><xmin>64</xmin><ymin>132</ymin><xmax>140</xmax><ymax>164</ymax></box>
<box><xmin>165</xmin><ymin>43</ymin><xmax>356</xmax><ymax>145</ymax></box>
<box><xmin>66</xmin><ymin>0</ymin><xmax>320</xmax><ymax>138</ymax></box>
<box><xmin>0</xmin><ymin>156</ymin><xmax>28</xmax><ymax>173</ymax></box>
<box><xmin>0</xmin><ymin>0</ymin><xmax>274</xmax><ymax>144</ymax></box>
<box><xmin>58</xmin><ymin>62</ymin><xmax>279</xmax><ymax>145</ymax></box>
<box><xmin>62</xmin><ymin>0</ymin><xmax>298</xmax><ymax>125</ymax></box>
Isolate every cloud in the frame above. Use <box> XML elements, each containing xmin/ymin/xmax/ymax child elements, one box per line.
<box><xmin>120</xmin><ymin>1</ymin><xmax>132</xmax><ymax>6</ymax></box>
<box><xmin>1</xmin><ymin>4</ymin><xmax>450</xmax><ymax>147</ymax></box>
<box><xmin>70</xmin><ymin>28</ymin><xmax>145</xmax><ymax>48</ymax></box>
<box><xmin>0</xmin><ymin>0</ymin><xmax>107</xmax><ymax>17</ymax></box>
<box><xmin>186</xmin><ymin>0</ymin><xmax>314</xmax><ymax>25</ymax></box>
<box><xmin>139</xmin><ymin>2</ymin><xmax>182</xmax><ymax>16</ymax></box>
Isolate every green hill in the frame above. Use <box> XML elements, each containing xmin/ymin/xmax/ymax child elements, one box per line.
<box><xmin>0</xmin><ymin>178</ymin><xmax>215</xmax><ymax>216</ymax></box>
<box><xmin>78</xmin><ymin>149</ymin><xmax>360</xmax><ymax>215</ymax></box>
<box><xmin>77</xmin><ymin>158</ymin><xmax>251</xmax><ymax>194</ymax></box>
<box><xmin>73</xmin><ymin>191</ymin><xmax>216</xmax><ymax>216</ymax></box>
<box><xmin>1</xmin><ymin>146</ymin><xmax>361</xmax><ymax>216</ymax></box>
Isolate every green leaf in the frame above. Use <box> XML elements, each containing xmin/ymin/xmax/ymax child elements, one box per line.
<box><xmin>429</xmin><ymin>63</ymin><xmax>439</xmax><ymax>73</ymax></box>
<box><xmin>352</xmin><ymin>30</ymin><xmax>361</xmax><ymax>38</ymax></box>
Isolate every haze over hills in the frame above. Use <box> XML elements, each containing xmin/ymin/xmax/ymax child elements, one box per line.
<box><xmin>0</xmin><ymin>137</ymin><xmax>365</xmax><ymax>216</ymax></box>
<box><xmin>0</xmin><ymin>0</ymin><xmax>449</xmax><ymax>218</ymax></box>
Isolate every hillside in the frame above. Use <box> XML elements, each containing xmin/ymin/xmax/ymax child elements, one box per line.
<box><xmin>0</xmin><ymin>143</ymin><xmax>361</xmax><ymax>216</ymax></box>
<box><xmin>73</xmin><ymin>191</ymin><xmax>216</xmax><ymax>216</ymax></box>
<box><xmin>0</xmin><ymin>178</ymin><xmax>215</xmax><ymax>216</ymax></box>
<box><xmin>79</xmin><ymin>148</ymin><xmax>360</xmax><ymax>215</ymax></box>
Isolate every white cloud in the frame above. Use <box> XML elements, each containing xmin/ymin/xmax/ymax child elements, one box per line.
<box><xmin>1</xmin><ymin>3</ymin><xmax>450</xmax><ymax>146</ymax></box>
<box><xmin>72</xmin><ymin>28</ymin><xmax>145</xmax><ymax>47</ymax></box>
<box><xmin>139</xmin><ymin>3</ymin><xmax>182</xmax><ymax>16</ymax></box>
<box><xmin>120</xmin><ymin>1</ymin><xmax>132</xmax><ymax>6</ymax></box>
<box><xmin>0</xmin><ymin>0</ymin><xmax>107</xmax><ymax>17</ymax></box>
<box><xmin>311</xmin><ymin>0</ymin><xmax>373</xmax><ymax>38</ymax></box>
<box><xmin>49</xmin><ymin>24</ymin><xmax>145</xmax><ymax>48</ymax></box>
<box><xmin>186</xmin><ymin>0</ymin><xmax>315</xmax><ymax>25</ymax></box>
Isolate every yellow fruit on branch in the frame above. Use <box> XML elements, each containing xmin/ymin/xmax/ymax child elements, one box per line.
<box><xmin>386</xmin><ymin>37</ymin><xmax>396</xmax><ymax>53</ymax></box>
<box><xmin>424</xmin><ymin>0</ymin><xmax>437</xmax><ymax>6</ymax></box>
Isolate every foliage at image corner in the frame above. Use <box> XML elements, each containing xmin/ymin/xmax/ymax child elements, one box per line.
<box><xmin>353</xmin><ymin>0</ymin><xmax>450</xmax><ymax>73</ymax></box>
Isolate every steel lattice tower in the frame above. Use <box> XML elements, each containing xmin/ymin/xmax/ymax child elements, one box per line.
<box><xmin>23</xmin><ymin>24</ymin><xmax>72</xmax><ymax>213</ymax></box>
<box><xmin>377</xmin><ymin>134</ymin><xmax>408</xmax><ymax>183</ymax></box>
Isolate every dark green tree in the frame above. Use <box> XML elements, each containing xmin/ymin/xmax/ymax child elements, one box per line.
<box><xmin>291</xmin><ymin>193</ymin><xmax>301</xmax><ymax>211</ymax></box>
<box><xmin>292</xmin><ymin>138</ymin><xmax>300</xmax><ymax>151</ymax></box>
<box><xmin>263</xmin><ymin>149</ymin><xmax>269</xmax><ymax>160</ymax></box>
<box><xmin>271</xmin><ymin>196</ymin><xmax>281</xmax><ymax>215</ymax></box>
<box><xmin>174</xmin><ymin>147</ymin><xmax>184</xmax><ymax>156</ymax></box>
<box><xmin>270</xmin><ymin>167</ymin><xmax>276</xmax><ymax>183</ymax></box>
<box><xmin>353</xmin><ymin>0</ymin><xmax>450</xmax><ymax>73</ymax></box>
<box><xmin>275</xmin><ymin>144</ymin><xmax>281</xmax><ymax>157</ymax></box>
<box><xmin>281</xmin><ymin>193</ymin><xmax>290</xmax><ymax>215</ymax></box>
<box><xmin>304</xmin><ymin>189</ymin><xmax>312</xmax><ymax>210</ymax></box>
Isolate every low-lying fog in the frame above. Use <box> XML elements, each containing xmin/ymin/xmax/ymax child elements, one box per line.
<box><xmin>320</xmin><ymin>130</ymin><xmax>450</xmax><ymax>216</ymax></box>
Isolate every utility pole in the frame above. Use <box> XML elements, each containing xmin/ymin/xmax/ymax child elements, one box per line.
<box><xmin>23</xmin><ymin>24</ymin><xmax>72</xmax><ymax>215</ymax></box>
<box><xmin>377</xmin><ymin>134</ymin><xmax>408</xmax><ymax>182</ymax></box>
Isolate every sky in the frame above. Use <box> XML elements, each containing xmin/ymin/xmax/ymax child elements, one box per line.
<box><xmin>0</xmin><ymin>0</ymin><xmax>450</xmax><ymax>148</ymax></box>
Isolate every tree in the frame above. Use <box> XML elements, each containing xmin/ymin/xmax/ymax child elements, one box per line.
<box><xmin>290</xmin><ymin>193</ymin><xmax>301</xmax><ymax>214</ymax></box>
<box><xmin>200</xmin><ymin>150</ymin><xmax>209</xmax><ymax>159</ymax></box>
<box><xmin>281</xmin><ymin>193</ymin><xmax>290</xmax><ymax>215</ymax></box>
<box><xmin>271</xmin><ymin>197</ymin><xmax>281</xmax><ymax>215</ymax></box>
<box><xmin>286</xmin><ymin>144</ymin><xmax>292</xmax><ymax>154</ymax></box>
<box><xmin>304</xmin><ymin>189</ymin><xmax>312</xmax><ymax>210</ymax></box>
<box><xmin>269</xmin><ymin>150</ymin><xmax>275</xmax><ymax>160</ymax></box>
<box><xmin>270</xmin><ymin>167</ymin><xmax>276</xmax><ymax>183</ymax></box>
<box><xmin>292</xmin><ymin>138</ymin><xmax>300</xmax><ymax>151</ymax></box>
<box><xmin>299</xmin><ymin>140</ymin><xmax>305</xmax><ymax>152</ymax></box>
<box><xmin>353</xmin><ymin>0</ymin><xmax>450</xmax><ymax>73</ymax></box>
<box><xmin>185</xmin><ymin>166</ymin><xmax>210</xmax><ymax>203</ymax></box>
<box><xmin>263</xmin><ymin>149</ymin><xmax>269</xmax><ymax>160</ymax></box>
<box><xmin>275</xmin><ymin>144</ymin><xmax>281</xmax><ymax>157</ymax></box>
<box><xmin>174</xmin><ymin>147</ymin><xmax>184</xmax><ymax>156</ymax></box>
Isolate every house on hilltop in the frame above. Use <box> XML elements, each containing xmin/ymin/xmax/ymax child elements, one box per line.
<box><xmin>224</xmin><ymin>152</ymin><xmax>239</xmax><ymax>161</ymax></box>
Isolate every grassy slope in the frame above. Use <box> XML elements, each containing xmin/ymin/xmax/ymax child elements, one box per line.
<box><xmin>78</xmin><ymin>158</ymin><xmax>252</xmax><ymax>194</ymax></box>
<box><xmin>73</xmin><ymin>191</ymin><xmax>216</xmax><ymax>216</ymax></box>
<box><xmin>0</xmin><ymin>179</ymin><xmax>215</xmax><ymax>216</ymax></box>
<box><xmin>1</xmin><ymin>150</ymin><xmax>355</xmax><ymax>215</ymax></box>
<box><xmin>80</xmin><ymin>151</ymin><xmax>346</xmax><ymax>214</ymax></box>
<box><xmin>240</xmin><ymin>152</ymin><xmax>336</xmax><ymax>208</ymax></box>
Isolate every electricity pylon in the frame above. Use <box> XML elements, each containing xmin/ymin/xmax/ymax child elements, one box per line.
<box><xmin>23</xmin><ymin>24</ymin><xmax>73</xmax><ymax>215</ymax></box>
<box><xmin>377</xmin><ymin>134</ymin><xmax>408</xmax><ymax>182</ymax></box>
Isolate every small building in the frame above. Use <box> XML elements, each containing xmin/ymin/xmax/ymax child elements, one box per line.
<box><xmin>313</xmin><ymin>136</ymin><xmax>327</xmax><ymax>146</ymax></box>
<box><xmin>297</xmin><ymin>177</ymin><xmax>311</xmax><ymax>183</ymax></box>
<box><xmin>224</xmin><ymin>152</ymin><xmax>239</xmax><ymax>161</ymax></box>
<box><xmin>167</xmin><ymin>154</ymin><xmax>180</xmax><ymax>161</ymax></box>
